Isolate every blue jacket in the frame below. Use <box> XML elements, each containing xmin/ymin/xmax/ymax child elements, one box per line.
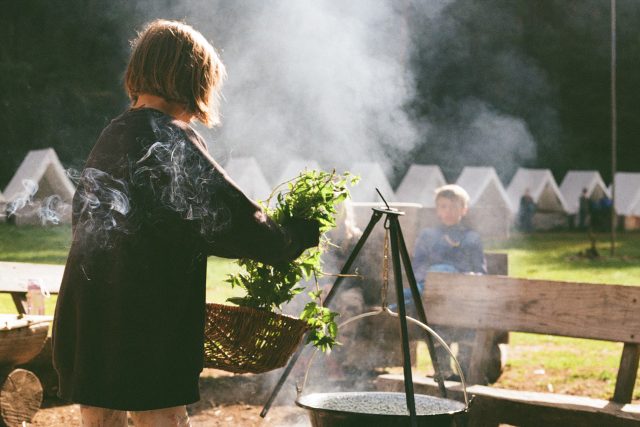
<box><xmin>412</xmin><ymin>224</ymin><xmax>486</xmax><ymax>283</ymax></box>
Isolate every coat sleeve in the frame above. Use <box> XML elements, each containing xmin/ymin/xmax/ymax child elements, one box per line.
<box><xmin>132</xmin><ymin>125</ymin><xmax>305</xmax><ymax>266</ymax></box>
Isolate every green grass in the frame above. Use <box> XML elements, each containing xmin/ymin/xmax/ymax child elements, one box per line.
<box><xmin>2</xmin><ymin>224</ymin><xmax>640</xmax><ymax>400</ymax></box>
<box><xmin>0</xmin><ymin>223</ymin><xmax>72</xmax><ymax>264</ymax></box>
<box><xmin>486</xmin><ymin>231</ymin><xmax>640</xmax><ymax>285</ymax></box>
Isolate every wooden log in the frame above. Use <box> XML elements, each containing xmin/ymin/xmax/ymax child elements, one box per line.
<box><xmin>0</xmin><ymin>317</ymin><xmax>49</xmax><ymax>367</ymax></box>
<box><xmin>0</xmin><ymin>369</ymin><xmax>43</xmax><ymax>427</ymax></box>
<box><xmin>18</xmin><ymin>337</ymin><xmax>57</xmax><ymax>398</ymax></box>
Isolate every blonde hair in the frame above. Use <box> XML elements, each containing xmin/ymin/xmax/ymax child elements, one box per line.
<box><xmin>435</xmin><ymin>184</ymin><xmax>470</xmax><ymax>208</ymax></box>
<box><xmin>125</xmin><ymin>20</ymin><xmax>226</xmax><ymax>127</ymax></box>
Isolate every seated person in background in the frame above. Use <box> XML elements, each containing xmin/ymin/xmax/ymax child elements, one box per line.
<box><xmin>412</xmin><ymin>184</ymin><xmax>486</xmax><ymax>280</ymax></box>
<box><xmin>412</xmin><ymin>184</ymin><xmax>490</xmax><ymax>382</ymax></box>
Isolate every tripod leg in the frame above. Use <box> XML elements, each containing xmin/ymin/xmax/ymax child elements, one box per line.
<box><xmin>395</xmin><ymin>220</ymin><xmax>448</xmax><ymax>398</ymax></box>
<box><xmin>322</xmin><ymin>210</ymin><xmax>383</xmax><ymax>307</ymax></box>
<box><xmin>260</xmin><ymin>209</ymin><xmax>384</xmax><ymax>418</ymax></box>
<box><xmin>389</xmin><ymin>218</ymin><xmax>418</xmax><ymax>427</ymax></box>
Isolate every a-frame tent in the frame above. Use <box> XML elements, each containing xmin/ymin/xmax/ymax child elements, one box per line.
<box><xmin>4</xmin><ymin>148</ymin><xmax>75</xmax><ymax>204</ymax></box>
<box><xmin>507</xmin><ymin>168</ymin><xmax>569</xmax><ymax>230</ymax></box>
<box><xmin>614</xmin><ymin>172</ymin><xmax>640</xmax><ymax>230</ymax></box>
<box><xmin>3</xmin><ymin>148</ymin><xmax>75</xmax><ymax>225</ymax></box>
<box><xmin>559</xmin><ymin>170</ymin><xmax>609</xmax><ymax>215</ymax></box>
<box><xmin>456</xmin><ymin>166</ymin><xmax>513</xmax><ymax>237</ymax></box>
<box><xmin>0</xmin><ymin>191</ymin><xmax>6</xmax><ymax>223</ymax></box>
<box><xmin>222</xmin><ymin>157</ymin><xmax>272</xmax><ymax>202</ymax></box>
<box><xmin>395</xmin><ymin>164</ymin><xmax>446</xmax><ymax>207</ymax></box>
<box><xmin>348</xmin><ymin>162</ymin><xmax>395</xmax><ymax>203</ymax></box>
<box><xmin>275</xmin><ymin>159</ymin><xmax>320</xmax><ymax>187</ymax></box>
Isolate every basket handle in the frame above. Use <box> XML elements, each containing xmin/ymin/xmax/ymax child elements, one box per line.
<box><xmin>297</xmin><ymin>307</ymin><xmax>469</xmax><ymax>409</ymax></box>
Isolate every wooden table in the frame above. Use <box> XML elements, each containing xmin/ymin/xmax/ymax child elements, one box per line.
<box><xmin>0</xmin><ymin>262</ymin><xmax>63</xmax><ymax>313</ymax></box>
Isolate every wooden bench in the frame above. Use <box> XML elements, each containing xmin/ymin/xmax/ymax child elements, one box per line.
<box><xmin>0</xmin><ymin>261</ymin><xmax>62</xmax><ymax>426</ymax></box>
<box><xmin>377</xmin><ymin>272</ymin><xmax>640</xmax><ymax>426</ymax></box>
<box><xmin>0</xmin><ymin>261</ymin><xmax>62</xmax><ymax>313</ymax></box>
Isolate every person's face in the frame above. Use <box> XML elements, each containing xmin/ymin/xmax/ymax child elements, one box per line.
<box><xmin>436</xmin><ymin>197</ymin><xmax>467</xmax><ymax>227</ymax></box>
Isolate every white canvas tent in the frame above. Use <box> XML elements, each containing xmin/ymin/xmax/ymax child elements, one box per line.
<box><xmin>348</xmin><ymin>162</ymin><xmax>395</xmax><ymax>203</ymax></box>
<box><xmin>4</xmin><ymin>148</ymin><xmax>75</xmax><ymax>203</ymax></box>
<box><xmin>4</xmin><ymin>148</ymin><xmax>75</xmax><ymax>225</ymax></box>
<box><xmin>507</xmin><ymin>168</ymin><xmax>569</xmax><ymax>230</ymax></box>
<box><xmin>614</xmin><ymin>172</ymin><xmax>640</xmax><ymax>230</ymax></box>
<box><xmin>0</xmin><ymin>191</ymin><xmax>6</xmax><ymax>223</ymax></box>
<box><xmin>395</xmin><ymin>165</ymin><xmax>446</xmax><ymax>207</ymax></box>
<box><xmin>222</xmin><ymin>157</ymin><xmax>272</xmax><ymax>202</ymax></box>
<box><xmin>456</xmin><ymin>167</ymin><xmax>513</xmax><ymax>237</ymax></box>
<box><xmin>275</xmin><ymin>159</ymin><xmax>320</xmax><ymax>187</ymax></box>
<box><xmin>559</xmin><ymin>170</ymin><xmax>609</xmax><ymax>215</ymax></box>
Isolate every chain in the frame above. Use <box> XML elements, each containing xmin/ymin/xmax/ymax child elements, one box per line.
<box><xmin>381</xmin><ymin>223</ymin><xmax>390</xmax><ymax>309</ymax></box>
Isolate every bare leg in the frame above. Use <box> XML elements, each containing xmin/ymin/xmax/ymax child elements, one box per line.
<box><xmin>80</xmin><ymin>405</ymin><xmax>127</xmax><ymax>427</ymax></box>
<box><xmin>130</xmin><ymin>406</ymin><xmax>191</xmax><ymax>427</ymax></box>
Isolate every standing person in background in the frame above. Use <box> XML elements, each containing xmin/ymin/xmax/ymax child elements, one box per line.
<box><xmin>411</xmin><ymin>185</ymin><xmax>500</xmax><ymax>382</ymax></box>
<box><xmin>518</xmin><ymin>188</ymin><xmax>536</xmax><ymax>232</ymax></box>
<box><xmin>599</xmin><ymin>194</ymin><xmax>613</xmax><ymax>232</ymax></box>
<box><xmin>52</xmin><ymin>20</ymin><xmax>319</xmax><ymax>427</ymax></box>
<box><xmin>578</xmin><ymin>188</ymin><xmax>590</xmax><ymax>230</ymax></box>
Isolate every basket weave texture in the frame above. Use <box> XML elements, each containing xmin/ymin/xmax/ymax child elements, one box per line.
<box><xmin>204</xmin><ymin>303</ymin><xmax>309</xmax><ymax>374</ymax></box>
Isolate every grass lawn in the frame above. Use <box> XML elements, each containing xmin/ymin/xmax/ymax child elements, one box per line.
<box><xmin>1</xmin><ymin>223</ymin><xmax>639</xmax><ymax>400</ymax></box>
<box><xmin>486</xmin><ymin>231</ymin><xmax>640</xmax><ymax>285</ymax></box>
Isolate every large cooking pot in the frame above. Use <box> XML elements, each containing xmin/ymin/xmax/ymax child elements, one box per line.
<box><xmin>295</xmin><ymin>308</ymin><xmax>469</xmax><ymax>427</ymax></box>
<box><xmin>296</xmin><ymin>391</ymin><xmax>466</xmax><ymax>427</ymax></box>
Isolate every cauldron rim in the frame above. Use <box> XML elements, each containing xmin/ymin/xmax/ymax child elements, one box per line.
<box><xmin>295</xmin><ymin>391</ymin><xmax>466</xmax><ymax>418</ymax></box>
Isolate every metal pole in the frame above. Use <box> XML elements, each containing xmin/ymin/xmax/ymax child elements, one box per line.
<box><xmin>389</xmin><ymin>215</ymin><xmax>418</xmax><ymax>427</ymax></box>
<box><xmin>395</xmin><ymin>217</ymin><xmax>448</xmax><ymax>397</ymax></box>
<box><xmin>610</xmin><ymin>0</ymin><xmax>617</xmax><ymax>255</ymax></box>
<box><xmin>260</xmin><ymin>209</ymin><xmax>384</xmax><ymax>418</ymax></box>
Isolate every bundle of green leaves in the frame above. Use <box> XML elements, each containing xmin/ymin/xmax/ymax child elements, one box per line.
<box><xmin>226</xmin><ymin>169</ymin><xmax>358</xmax><ymax>351</ymax></box>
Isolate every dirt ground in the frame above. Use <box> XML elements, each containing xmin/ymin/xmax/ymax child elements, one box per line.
<box><xmin>30</xmin><ymin>367</ymin><xmax>322</xmax><ymax>427</ymax></box>
<box><xmin>32</xmin><ymin>369</ymin><xmax>312</xmax><ymax>426</ymax></box>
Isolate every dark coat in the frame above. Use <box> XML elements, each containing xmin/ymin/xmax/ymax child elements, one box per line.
<box><xmin>52</xmin><ymin>108</ymin><xmax>306</xmax><ymax>410</ymax></box>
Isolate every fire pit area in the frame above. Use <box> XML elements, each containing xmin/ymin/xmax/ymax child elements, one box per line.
<box><xmin>296</xmin><ymin>391</ymin><xmax>466</xmax><ymax>427</ymax></box>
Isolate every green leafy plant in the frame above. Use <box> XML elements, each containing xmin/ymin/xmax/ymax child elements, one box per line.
<box><xmin>226</xmin><ymin>169</ymin><xmax>358</xmax><ymax>351</ymax></box>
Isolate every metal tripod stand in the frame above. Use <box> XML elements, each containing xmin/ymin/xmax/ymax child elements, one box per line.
<box><xmin>261</xmin><ymin>202</ymin><xmax>449</xmax><ymax>427</ymax></box>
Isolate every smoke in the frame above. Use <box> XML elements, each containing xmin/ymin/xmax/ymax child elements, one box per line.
<box><xmin>134</xmin><ymin>0</ymin><xmax>419</xmax><ymax>181</ymax></box>
<box><xmin>4</xmin><ymin>179</ymin><xmax>71</xmax><ymax>225</ymax></box>
<box><xmin>39</xmin><ymin>195</ymin><xmax>65</xmax><ymax>225</ymax></box>
<box><xmin>5</xmin><ymin>179</ymin><xmax>39</xmax><ymax>217</ymax></box>
<box><xmin>406</xmin><ymin>0</ymin><xmax>556</xmax><ymax>181</ymax></box>
<box><xmin>133</xmin><ymin>136</ymin><xmax>233</xmax><ymax>239</ymax></box>
<box><xmin>424</xmin><ymin>100</ymin><xmax>537</xmax><ymax>180</ymax></box>
<box><xmin>70</xmin><ymin>115</ymin><xmax>238</xmax><ymax>248</ymax></box>
<box><xmin>71</xmin><ymin>167</ymin><xmax>133</xmax><ymax>247</ymax></box>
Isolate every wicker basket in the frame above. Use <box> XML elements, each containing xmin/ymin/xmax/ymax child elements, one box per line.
<box><xmin>204</xmin><ymin>303</ymin><xmax>309</xmax><ymax>374</ymax></box>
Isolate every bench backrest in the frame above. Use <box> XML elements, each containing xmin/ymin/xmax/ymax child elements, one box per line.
<box><xmin>422</xmin><ymin>271</ymin><xmax>640</xmax><ymax>402</ymax></box>
<box><xmin>422</xmin><ymin>273</ymin><xmax>640</xmax><ymax>344</ymax></box>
